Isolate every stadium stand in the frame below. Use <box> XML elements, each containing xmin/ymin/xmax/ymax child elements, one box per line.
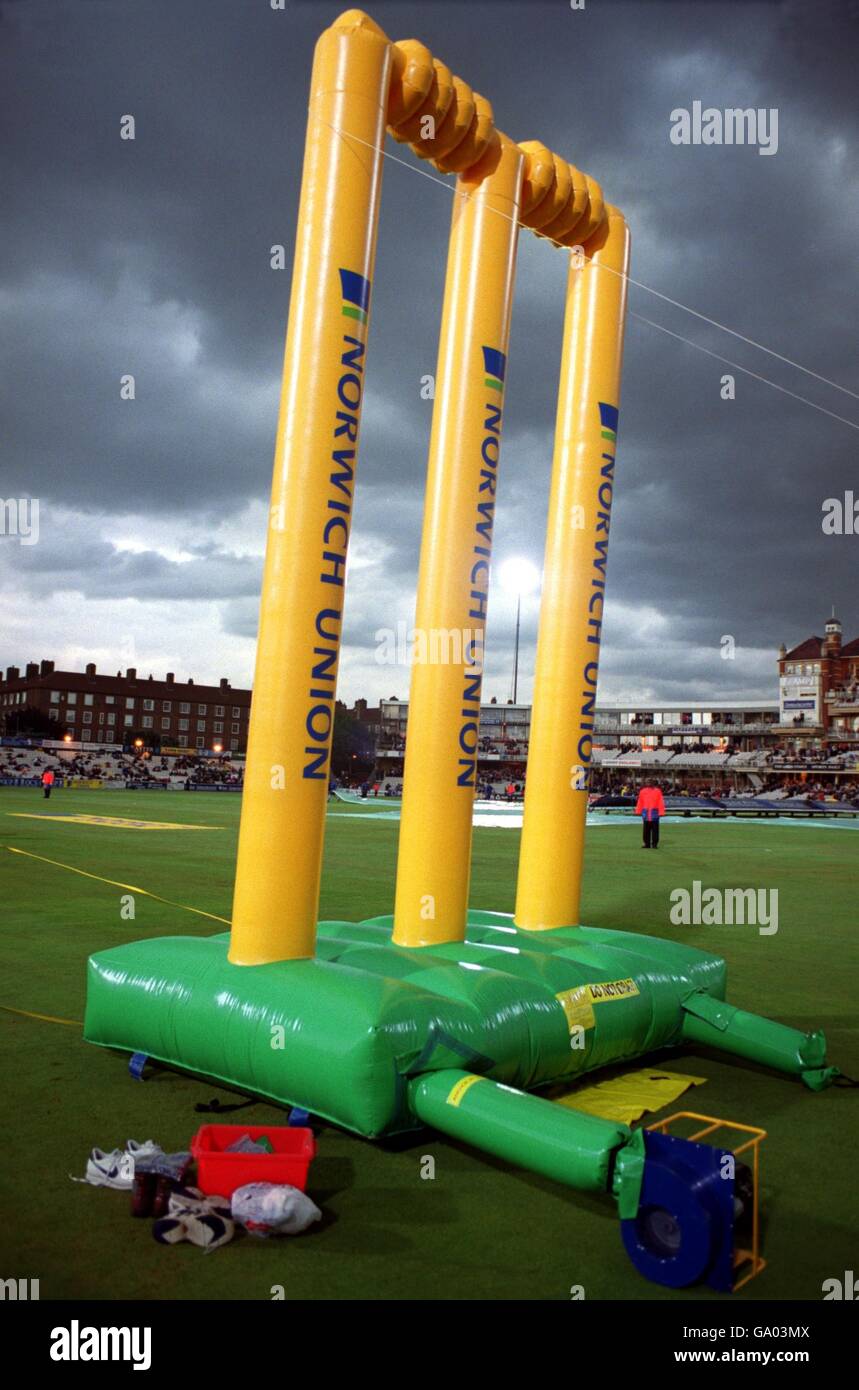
<box><xmin>0</xmin><ymin>747</ymin><xmax>244</xmax><ymax>790</ymax></box>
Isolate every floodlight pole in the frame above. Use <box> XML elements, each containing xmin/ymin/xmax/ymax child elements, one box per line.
<box><xmin>512</xmin><ymin>589</ymin><xmax>521</xmax><ymax>705</ymax></box>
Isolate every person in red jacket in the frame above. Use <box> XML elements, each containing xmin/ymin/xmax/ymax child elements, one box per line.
<box><xmin>635</xmin><ymin>779</ymin><xmax>666</xmax><ymax>848</ymax></box>
<box><xmin>41</xmin><ymin>768</ymin><xmax>55</xmax><ymax>800</ymax></box>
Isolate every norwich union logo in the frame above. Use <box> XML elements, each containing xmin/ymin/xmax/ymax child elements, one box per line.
<box><xmin>482</xmin><ymin>346</ymin><xmax>506</xmax><ymax>394</ymax></box>
<box><xmin>339</xmin><ymin>269</ymin><xmax>371</xmax><ymax>327</ymax></box>
<box><xmin>598</xmin><ymin>401</ymin><xmax>619</xmax><ymax>445</ymax></box>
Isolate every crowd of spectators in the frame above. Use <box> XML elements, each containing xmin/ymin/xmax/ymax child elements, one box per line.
<box><xmin>1</xmin><ymin>739</ymin><xmax>856</xmax><ymax>804</ymax></box>
<box><xmin>587</xmin><ymin>772</ymin><xmax>858</xmax><ymax>805</ymax></box>
<box><xmin>0</xmin><ymin>747</ymin><xmax>244</xmax><ymax>789</ymax></box>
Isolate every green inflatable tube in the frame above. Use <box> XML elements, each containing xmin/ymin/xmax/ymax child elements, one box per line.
<box><xmin>408</xmin><ymin>1068</ymin><xmax>632</xmax><ymax>1194</ymax></box>
<box><xmin>680</xmin><ymin>993</ymin><xmax>838</xmax><ymax>1091</ymax></box>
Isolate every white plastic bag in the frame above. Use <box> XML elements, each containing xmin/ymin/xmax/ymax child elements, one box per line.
<box><xmin>231</xmin><ymin>1182</ymin><xmax>321</xmax><ymax>1237</ymax></box>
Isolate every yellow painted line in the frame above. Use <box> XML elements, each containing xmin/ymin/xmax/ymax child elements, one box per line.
<box><xmin>8</xmin><ymin>813</ymin><xmax>219</xmax><ymax>830</ymax></box>
<box><xmin>0</xmin><ymin>1003</ymin><xmax>82</xmax><ymax>1028</ymax></box>
<box><xmin>4</xmin><ymin>846</ymin><xmax>231</xmax><ymax>926</ymax></box>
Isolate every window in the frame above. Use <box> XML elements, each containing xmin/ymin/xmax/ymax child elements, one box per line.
<box><xmin>195</xmin><ymin>735</ymin><xmax>205</xmax><ymax>749</ymax></box>
<box><xmin>67</xmin><ymin>692</ymin><xmax>77</xmax><ymax>705</ymax></box>
<box><xmin>179</xmin><ymin>719</ymin><xmax>189</xmax><ymax>732</ymax></box>
<box><xmin>214</xmin><ymin>721</ymin><xmax>223</xmax><ymax>734</ymax></box>
<box><xmin>197</xmin><ymin>720</ymin><xmax>206</xmax><ymax>732</ymax></box>
<box><xmin>106</xmin><ymin>712</ymin><xmax>116</xmax><ymax>726</ymax></box>
<box><xmin>50</xmin><ymin>691</ymin><xmax>60</xmax><ymax>704</ymax></box>
<box><xmin>231</xmin><ymin>723</ymin><xmax>239</xmax><ymax>735</ymax></box>
<box><xmin>232</xmin><ymin>706</ymin><xmax>241</xmax><ymax>717</ymax></box>
<box><xmin>105</xmin><ymin>695</ymin><xmax>114</xmax><ymax>705</ymax></box>
<box><xmin>197</xmin><ymin>704</ymin><xmax>207</xmax><ymax>715</ymax></box>
<box><xmin>162</xmin><ymin>701</ymin><xmax>172</xmax><ymax>713</ymax></box>
<box><xmin>126</xmin><ymin>697</ymin><xmax>135</xmax><ymax>709</ymax></box>
<box><xmin>215</xmin><ymin>705</ymin><xmax>224</xmax><ymax>717</ymax></box>
<box><xmin>84</xmin><ymin>693</ymin><xmax>94</xmax><ymax>706</ymax></box>
<box><xmin>143</xmin><ymin>699</ymin><xmax>154</xmax><ymax>712</ymax></box>
<box><xmin>142</xmin><ymin>716</ymin><xmax>153</xmax><ymax>729</ymax></box>
<box><xmin>124</xmin><ymin>715</ymin><xmax>133</xmax><ymax>727</ymax></box>
<box><xmin>180</xmin><ymin>702</ymin><xmax>190</xmax><ymax>714</ymax></box>
<box><xmin>83</xmin><ymin>711</ymin><xmax>92</xmax><ymax>724</ymax></box>
<box><xmin>178</xmin><ymin>735</ymin><xmax>188</xmax><ymax>747</ymax></box>
<box><xmin>161</xmin><ymin>718</ymin><xmax>171</xmax><ymax>730</ymax></box>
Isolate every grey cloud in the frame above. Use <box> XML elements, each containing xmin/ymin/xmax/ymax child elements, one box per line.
<box><xmin>2</xmin><ymin>0</ymin><xmax>857</xmax><ymax>696</ymax></box>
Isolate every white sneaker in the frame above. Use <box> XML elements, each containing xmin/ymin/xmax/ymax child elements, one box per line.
<box><xmin>71</xmin><ymin>1146</ymin><xmax>135</xmax><ymax>1189</ymax></box>
<box><xmin>125</xmin><ymin>1139</ymin><xmax>162</xmax><ymax>1164</ymax></box>
<box><xmin>71</xmin><ymin>1139</ymin><xmax>165</xmax><ymax>1188</ymax></box>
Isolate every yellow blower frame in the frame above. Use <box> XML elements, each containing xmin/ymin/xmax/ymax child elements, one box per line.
<box><xmin>648</xmin><ymin>1112</ymin><xmax>768</xmax><ymax>1291</ymax></box>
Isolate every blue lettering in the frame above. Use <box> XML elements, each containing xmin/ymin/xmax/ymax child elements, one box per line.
<box><xmin>337</xmin><ymin>373</ymin><xmax>362</xmax><ymax>410</ymax></box>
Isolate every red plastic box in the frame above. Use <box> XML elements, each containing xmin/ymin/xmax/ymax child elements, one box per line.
<box><xmin>190</xmin><ymin>1124</ymin><xmax>316</xmax><ymax>1198</ymax></box>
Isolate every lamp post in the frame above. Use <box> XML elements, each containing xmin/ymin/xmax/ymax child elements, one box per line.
<box><xmin>499</xmin><ymin>558</ymin><xmax>540</xmax><ymax>704</ymax></box>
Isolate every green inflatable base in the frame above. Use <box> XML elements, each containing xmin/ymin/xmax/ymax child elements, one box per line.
<box><xmin>85</xmin><ymin>911</ymin><xmax>833</xmax><ymax>1157</ymax></box>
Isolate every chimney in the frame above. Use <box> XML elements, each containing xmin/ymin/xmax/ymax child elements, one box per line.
<box><xmin>126</xmin><ymin>668</ymin><xmax>137</xmax><ymax>681</ymax></box>
<box><xmin>188</xmin><ymin>678</ymin><xmax>194</xmax><ymax>686</ymax></box>
<box><xmin>25</xmin><ymin>662</ymin><xmax>38</xmax><ymax>678</ymax></box>
<box><xmin>166</xmin><ymin>673</ymin><xmax>175</xmax><ymax>685</ymax></box>
<box><xmin>220</xmin><ymin>678</ymin><xmax>229</xmax><ymax>691</ymax></box>
<box><xmin>5</xmin><ymin>666</ymin><xmax>20</xmax><ymax>682</ymax></box>
<box><xmin>40</xmin><ymin>659</ymin><xmax>55</xmax><ymax>676</ymax></box>
<box><xmin>85</xmin><ymin>662</ymin><xmax>96</xmax><ymax>677</ymax></box>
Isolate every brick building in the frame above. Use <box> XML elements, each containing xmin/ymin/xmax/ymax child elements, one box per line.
<box><xmin>0</xmin><ymin>661</ymin><xmax>251</xmax><ymax>753</ymax></box>
<box><xmin>778</xmin><ymin>612</ymin><xmax>859</xmax><ymax>740</ymax></box>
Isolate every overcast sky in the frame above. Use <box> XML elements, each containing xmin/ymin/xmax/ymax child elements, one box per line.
<box><xmin>2</xmin><ymin>0</ymin><xmax>857</xmax><ymax>707</ymax></box>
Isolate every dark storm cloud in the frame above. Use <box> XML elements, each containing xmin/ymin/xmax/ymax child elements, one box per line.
<box><xmin>1</xmin><ymin>0</ymin><xmax>857</xmax><ymax>694</ymax></box>
<box><xmin>13</xmin><ymin>525</ymin><xmax>262</xmax><ymax>602</ymax></box>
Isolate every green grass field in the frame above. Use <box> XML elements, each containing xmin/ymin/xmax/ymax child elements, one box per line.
<box><xmin>1</xmin><ymin>786</ymin><xmax>857</xmax><ymax>1301</ymax></box>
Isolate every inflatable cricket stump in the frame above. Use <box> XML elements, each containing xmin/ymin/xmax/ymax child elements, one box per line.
<box><xmin>85</xmin><ymin>10</ymin><xmax>838</xmax><ymax>1290</ymax></box>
